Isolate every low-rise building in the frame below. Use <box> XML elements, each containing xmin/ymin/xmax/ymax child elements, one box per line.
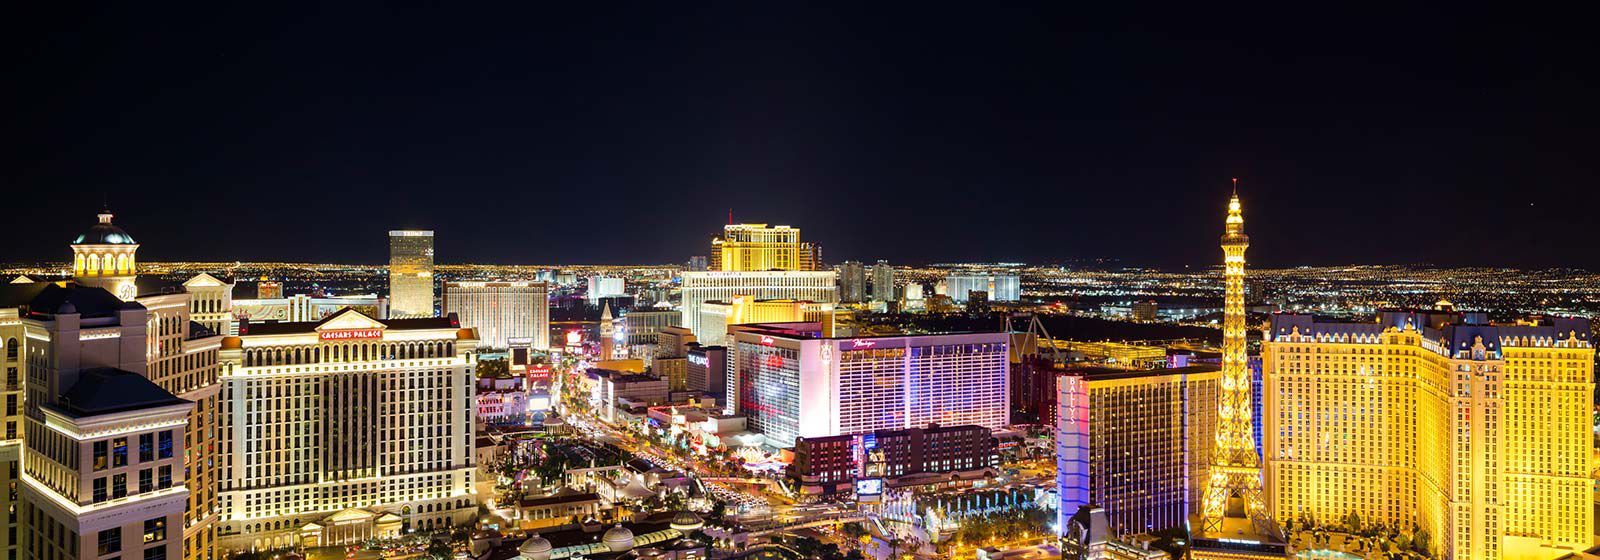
<box><xmin>789</xmin><ymin>424</ymin><xmax>998</xmax><ymax>496</ymax></box>
<box><xmin>587</xmin><ymin>369</ymin><xmax>669</xmax><ymax>423</ymax></box>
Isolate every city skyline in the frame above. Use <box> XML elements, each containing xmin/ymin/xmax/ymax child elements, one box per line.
<box><xmin>7</xmin><ymin>7</ymin><xmax>1599</xmax><ymax>560</ymax></box>
<box><xmin>5</xmin><ymin>6</ymin><xmax>1599</xmax><ymax>268</ymax></box>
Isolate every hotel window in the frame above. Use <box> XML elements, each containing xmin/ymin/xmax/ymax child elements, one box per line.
<box><xmin>140</xmin><ymin>433</ymin><xmax>155</xmax><ymax>462</ymax></box>
<box><xmin>113</xmin><ymin>473</ymin><xmax>127</xmax><ymax>499</ymax></box>
<box><xmin>93</xmin><ymin>477</ymin><xmax>108</xmax><ymax>503</ymax></box>
<box><xmin>95</xmin><ymin>441</ymin><xmax>109</xmax><ymax>471</ymax></box>
<box><xmin>113</xmin><ymin>437</ymin><xmax>128</xmax><ymax>467</ymax></box>
<box><xmin>142</xmin><ymin>516</ymin><xmax>165</xmax><ymax>544</ymax></box>
<box><xmin>159</xmin><ymin>431</ymin><xmax>173</xmax><ymax>459</ymax></box>
<box><xmin>98</xmin><ymin>528</ymin><xmax>122</xmax><ymax>555</ymax></box>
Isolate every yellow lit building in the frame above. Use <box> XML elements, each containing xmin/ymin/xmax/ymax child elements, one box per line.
<box><xmin>710</xmin><ymin>224</ymin><xmax>802</xmax><ymax>272</ymax></box>
<box><xmin>696</xmin><ymin>297</ymin><xmax>850</xmax><ymax>347</ymax></box>
<box><xmin>1264</xmin><ymin>309</ymin><xmax>1594</xmax><ymax>560</ymax></box>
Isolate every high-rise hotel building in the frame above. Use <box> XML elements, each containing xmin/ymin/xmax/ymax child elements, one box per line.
<box><xmin>1264</xmin><ymin>309</ymin><xmax>1593</xmax><ymax>560</ymax></box>
<box><xmin>443</xmin><ymin>281</ymin><xmax>549</xmax><ymax>350</ymax></box>
<box><xmin>837</xmin><ymin>261</ymin><xmax>866</xmax><ymax>304</ymax></box>
<box><xmin>5</xmin><ymin>209</ymin><xmax>227</xmax><ymax>560</ymax></box>
<box><xmin>727</xmin><ymin>323</ymin><xmax>1008</xmax><ymax>448</ymax></box>
<box><xmin>1056</xmin><ymin>366</ymin><xmax>1219</xmax><ymax>534</ymax></box>
<box><xmin>215</xmin><ymin>309</ymin><xmax>479</xmax><ymax>552</ymax></box>
<box><xmin>12</xmin><ymin>282</ymin><xmax>195</xmax><ymax>560</ymax></box>
<box><xmin>943</xmin><ymin>274</ymin><xmax>1020</xmax><ymax>303</ymax></box>
<box><xmin>710</xmin><ymin>224</ymin><xmax>801</xmax><ymax>272</ymax></box>
<box><xmin>871</xmin><ymin>260</ymin><xmax>895</xmax><ymax>304</ymax></box>
<box><xmin>388</xmin><ymin>230</ymin><xmax>435</xmax><ymax>318</ymax></box>
<box><xmin>679</xmin><ymin>271</ymin><xmax>837</xmax><ymax>342</ymax></box>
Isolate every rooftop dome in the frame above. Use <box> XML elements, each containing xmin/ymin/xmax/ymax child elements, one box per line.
<box><xmin>73</xmin><ymin>210</ymin><xmax>137</xmax><ymax>245</ymax></box>
<box><xmin>669</xmin><ymin>511</ymin><xmax>703</xmax><ymax>532</ymax></box>
<box><xmin>603</xmin><ymin>524</ymin><xmax>635</xmax><ymax>552</ymax></box>
<box><xmin>518</xmin><ymin>533</ymin><xmax>553</xmax><ymax>560</ymax></box>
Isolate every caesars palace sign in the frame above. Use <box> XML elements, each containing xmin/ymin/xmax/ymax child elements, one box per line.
<box><xmin>318</xmin><ymin>329</ymin><xmax>384</xmax><ymax>341</ymax></box>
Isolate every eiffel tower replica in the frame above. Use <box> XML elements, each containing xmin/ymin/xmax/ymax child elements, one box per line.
<box><xmin>1189</xmin><ymin>182</ymin><xmax>1287</xmax><ymax>559</ymax></box>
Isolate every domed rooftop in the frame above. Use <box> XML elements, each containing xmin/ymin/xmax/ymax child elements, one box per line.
<box><xmin>669</xmin><ymin>511</ymin><xmax>703</xmax><ymax>532</ymax></box>
<box><xmin>603</xmin><ymin>524</ymin><xmax>635</xmax><ymax>552</ymax></box>
<box><xmin>518</xmin><ymin>533</ymin><xmax>553</xmax><ymax>560</ymax></box>
<box><xmin>73</xmin><ymin>210</ymin><xmax>137</xmax><ymax>246</ymax></box>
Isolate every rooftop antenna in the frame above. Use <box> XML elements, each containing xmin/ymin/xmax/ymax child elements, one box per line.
<box><xmin>1232</xmin><ymin>177</ymin><xmax>1238</xmax><ymax>196</ymax></box>
<box><xmin>728</xmin><ymin>208</ymin><xmax>733</xmax><ymax>225</ymax></box>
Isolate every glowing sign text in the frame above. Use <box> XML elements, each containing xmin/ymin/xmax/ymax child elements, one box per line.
<box><xmin>319</xmin><ymin>329</ymin><xmax>383</xmax><ymax>341</ymax></box>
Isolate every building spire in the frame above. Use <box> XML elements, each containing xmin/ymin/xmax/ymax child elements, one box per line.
<box><xmin>1225</xmin><ymin>179</ymin><xmax>1245</xmax><ymax>236</ymax></box>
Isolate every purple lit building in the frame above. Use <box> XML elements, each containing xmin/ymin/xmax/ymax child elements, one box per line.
<box><xmin>728</xmin><ymin>322</ymin><xmax>1009</xmax><ymax>448</ymax></box>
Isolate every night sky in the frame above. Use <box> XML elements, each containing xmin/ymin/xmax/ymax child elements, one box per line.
<box><xmin>3</xmin><ymin>5</ymin><xmax>1596</xmax><ymax>268</ymax></box>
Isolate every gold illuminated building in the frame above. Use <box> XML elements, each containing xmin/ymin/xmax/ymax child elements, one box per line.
<box><xmin>710</xmin><ymin>224</ymin><xmax>802</xmax><ymax>272</ymax></box>
<box><xmin>1264</xmin><ymin>308</ymin><xmax>1594</xmax><ymax>560</ymax></box>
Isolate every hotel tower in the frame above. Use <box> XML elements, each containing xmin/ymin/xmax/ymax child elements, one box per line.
<box><xmin>388</xmin><ymin>230</ymin><xmax>435</xmax><ymax>318</ymax></box>
<box><xmin>1264</xmin><ymin>308</ymin><xmax>1593</xmax><ymax>559</ymax></box>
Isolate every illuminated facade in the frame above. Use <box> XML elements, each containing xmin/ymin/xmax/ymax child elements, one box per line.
<box><xmin>35</xmin><ymin>209</ymin><xmax>228</xmax><ymax>560</ymax></box>
<box><xmin>587</xmin><ymin>276</ymin><xmax>624</xmax><ymax>301</ymax></box>
<box><xmin>838</xmin><ymin>261</ymin><xmax>866</xmax><ymax>303</ymax></box>
<box><xmin>70</xmin><ymin>208</ymin><xmax>140</xmax><ymax>301</ymax></box>
<box><xmin>943</xmin><ymin>274</ymin><xmax>1020</xmax><ymax>303</ymax></box>
<box><xmin>800</xmin><ymin>242</ymin><xmax>823</xmax><ymax>272</ymax></box>
<box><xmin>182</xmin><ymin>273</ymin><xmax>235</xmax><ymax>336</ymax></box>
<box><xmin>1056</xmin><ymin>366</ymin><xmax>1219</xmax><ymax>534</ymax></box>
<box><xmin>620</xmin><ymin>309</ymin><xmax>681</xmax><ymax>347</ymax></box>
<box><xmin>14</xmin><ymin>284</ymin><xmax>193</xmax><ymax>560</ymax></box>
<box><xmin>230</xmin><ymin>293</ymin><xmax>388</xmax><ymax>333</ymax></box>
<box><xmin>137</xmin><ymin>292</ymin><xmax>225</xmax><ymax>560</ymax></box>
<box><xmin>443</xmin><ymin>280</ymin><xmax>549</xmax><ymax>350</ymax></box>
<box><xmin>387</xmin><ymin>230</ymin><xmax>435</xmax><ymax>317</ymax></box>
<box><xmin>871</xmin><ymin>260</ymin><xmax>895</xmax><ymax>303</ymax></box>
<box><xmin>215</xmin><ymin>309</ymin><xmax>479</xmax><ymax>552</ymax></box>
<box><xmin>696</xmin><ymin>297</ymin><xmax>849</xmax><ymax>347</ymax></box>
<box><xmin>711</xmin><ymin>224</ymin><xmax>802</xmax><ymax>272</ymax></box>
<box><xmin>1264</xmin><ymin>311</ymin><xmax>1594</xmax><ymax>560</ymax></box>
<box><xmin>256</xmin><ymin>278</ymin><xmax>282</xmax><ymax>299</ymax></box>
<box><xmin>678</xmin><ymin>271</ymin><xmax>838</xmax><ymax>342</ymax></box>
<box><xmin>728</xmin><ymin>323</ymin><xmax>1008</xmax><ymax>448</ymax></box>
<box><xmin>0</xmin><ymin>288</ymin><xmax>31</xmax><ymax>559</ymax></box>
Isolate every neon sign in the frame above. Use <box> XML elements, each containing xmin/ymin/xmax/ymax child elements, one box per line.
<box><xmin>688</xmin><ymin>354</ymin><xmax>709</xmax><ymax>367</ymax></box>
<box><xmin>759</xmin><ymin>335</ymin><xmax>774</xmax><ymax>346</ymax></box>
<box><xmin>319</xmin><ymin>329</ymin><xmax>382</xmax><ymax>341</ymax></box>
<box><xmin>850</xmin><ymin>339</ymin><xmax>877</xmax><ymax>348</ymax></box>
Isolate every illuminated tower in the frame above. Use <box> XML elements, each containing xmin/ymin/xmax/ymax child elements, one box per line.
<box><xmin>388</xmin><ymin>230</ymin><xmax>435</xmax><ymax>317</ymax></box>
<box><xmin>599</xmin><ymin>301</ymin><xmax>617</xmax><ymax>360</ymax></box>
<box><xmin>70</xmin><ymin>207</ymin><xmax>140</xmax><ymax>300</ymax></box>
<box><xmin>1198</xmin><ymin>182</ymin><xmax>1276</xmax><ymax>537</ymax></box>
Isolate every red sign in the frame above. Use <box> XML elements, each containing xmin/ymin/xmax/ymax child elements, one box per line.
<box><xmin>528</xmin><ymin>364</ymin><xmax>552</xmax><ymax>381</ymax></box>
<box><xmin>319</xmin><ymin>329</ymin><xmax>383</xmax><ymax>341</ymax></box>
<box><xmin>759</xmin><ymin>335</ymin><xmax>775</xmax><ymax>346</ymax></box>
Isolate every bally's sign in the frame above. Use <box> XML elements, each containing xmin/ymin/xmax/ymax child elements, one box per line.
<box><xmin>319</xmin><ymin>329</ymin><xmax>384</xmax><ymax>341</ymax></box>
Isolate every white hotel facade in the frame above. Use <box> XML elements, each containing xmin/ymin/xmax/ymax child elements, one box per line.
<box><xmin>679</xmin><ymin>271</ymin><xmax>838</xmax><ymax>342</ymax></box>
<box><xmin>215</xmin><ymin>309</ymin><xmax>479</xmax><ymax>552</ymax></box>
<box><xmin>442</xmin><ymin>281</ymin><xmax>549</xmax><ymax>350</ymax></box>
<box><xmin>727</xmin><ymin>323</ymin><xmax>1009</xmax><ymax>448</ymax></box>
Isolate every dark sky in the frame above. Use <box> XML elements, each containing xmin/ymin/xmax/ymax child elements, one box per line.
<box><xmin>3</xmin><ymin>5</ymin><xmax>1597</xmax><ymax>268</ymax></box>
